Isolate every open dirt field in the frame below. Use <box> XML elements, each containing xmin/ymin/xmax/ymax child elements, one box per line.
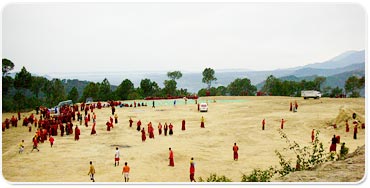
<box><xmin>1</xmin><ymin>96</ymin><xmax>365</xmax><ymax>182</ymax></box>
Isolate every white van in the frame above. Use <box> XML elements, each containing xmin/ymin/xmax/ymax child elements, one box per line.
<box><xmin>199</xmin><ymin>103</ymin><xmax>208</xmax><ymax>112</ymax></box>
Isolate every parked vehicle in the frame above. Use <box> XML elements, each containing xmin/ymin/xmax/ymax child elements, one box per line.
<box><xmin>199</xmin><ymin>103</ymin><xmax>208</xmax><ymax>112</ymax></box>
<box><xmin>301</xmin><ymin>90</ymin><xmax>322</xmax><ymax>99</ymax></box>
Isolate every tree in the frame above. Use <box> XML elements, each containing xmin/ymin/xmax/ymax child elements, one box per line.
<box><xmin>202</xmin><ymin>68</ymin><xmax>217</xmax><ymax>89</ymax></box>
<box><xmin>68</xmin><ymin>87</ymin><xmax>79</xmax><ymax>103</ymax></box>
<box><xmin>216</xmin><ymin>86</ymin><xmax>227</xmax><ymax>96</ymax></box>
<box><xmin>2</xmin><ymin>75</ymin><xmax>13</xmax><ymax>95</ymax></box>
<box><xmin>313</xmin><ymin>76</ymin><xmax>326</xmax><ymax>91</ymax></box>
<box><xmin>115</xmin><ymin>79</ymin><xmax>135</xmax><ymax>100</ymax></box>
<box><xmin>98</xmin><ymin>78</ymin><xmax>111</xmax><ymax>101</ymax></box>
<box><xmin>163</xmin><ymin>80</ymin><xmax>177</xmax><ymax>96</ymax></box>
<box><xmin>227</xmin><ymin>78</ymin><xmax>257</xmax><ymax>96</ymax></box>
<box><xmin>345</xmin><ymin>76</ymin><xmax>362</xmax><ymax>97</ymax></box>
<box><xmin>262</xmin><ymin>75</ymin><xmax>281</xmax><ymax>95</ymax></box>
<box><xmin>140</xmin><ymin>79</ymin><xmax>159</xmax><ymax>97</ymax></box>
<box><xmin>30</xmin><ymin>76</ymin><xmax>48</xmax><ymax>98</ymax></box>
<box><xmin>81</xmin><ymin>82</ymin><xmax>99</xmax><ymax>102</ymax></box>
<box><xmin>330</xmin><ymin>86</ymin><xmax>343</xmax><ymax>98</ymax></box>
<box><xmin>167</xmin><ymin>71</ymin><xmax>183</xmax><ymax>80</ymax></box>
<box><xmin>2</xmin><ymin>58</ymin><xmax>14</xmax><ymax>77</ymax></box>
<box><xmin>14</xmin><ymin>66</ymin><xmax>32</xmax><ymax>90</ymax></box>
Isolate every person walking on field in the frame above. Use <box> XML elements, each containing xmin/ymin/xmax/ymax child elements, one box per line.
<box><xmin>311</xmin><ymin>129</ymin><xmax>315</xmax><ymax>142</ymax></box>
<box><xmin>330</xmin><ymin>135</ymin><xmax>337</xmax><ymax>152</ymax></box>
<box><xmin>88</xmin><ymin>161</ymin><xmax>96</xmax><ymax>182</ymax></box>
<box><xmin>137</xmin><ymin>120</ymin><xmax>142</xmax><ymax>132</ymax></box>
<box><xmin>115</xmin><ymin>147</ymin><xmax>120</xmax><ymax>167</ymax></box>
<box><xmin>18</xmin><ymin>140</ymin><xmax>25</xmax><ymax>154</ymax></box>
<box><xmin>164</xmin><ymin>122</ymin><xmax>168</xmax><ymax>136</ymax></box>
<box><xmin>169</xmin><ymin>123</ymin><xmax>174</xmax><ymax>135</ymax></box>
<box><xmin>114</xmin><ymin>114</ymin><xmax>118</xmax><ymax>124</ymax></box>
<box><xmin>200</xmin><ymin>116</ymin><xmax>205</xmax><ymax>128</ymax></box>
<box><xmin>168</xmin><ymin>148</ymin><xmax>174</xmax><ymax>167</ymax></box>
<box><xmin>233</xmin><ymin>143</ymin><xmax>239</xmax><ymax>161</ymax></box>
<box><xmin>281</xmin><ymin>118</ymin><xmax>286</xmax><ymax>129</ymax></box>
<box><xmin>262</xmin><ymin>119</ymin><xmax>265</xmax><ymax>130</ymax></box>
<box><xmin>141</xmin><ymin>128</ymin><xmax>146</xmax><ymax>142</ymax></box>
<box><xmin>49</xmin><ymin>136</ymin><xmax>54</xmax><ymax>148</ymax></box>
<box><xmin>189</xmin><ymin>157</ymin><xmax>196</xmax><ymax>182</ymax></box>
<box><xmin>182</xmin><ymin>120</ymin><xmax>186</xmax><ymax>131</ymax></box>
<box><xmin>346</xmin><ymin>120</ymin><xmax>350</xmax><ymax>132</ymax></box>
<box><xmin>122</xmin><ymin>162</ymin><xmax>130</xmax><ymax>182</ymax></box>
<box><xmin>354</xmin><ymin>122</ymin><xmax>358</xmax><ymax>139</ymax></box>
<box><xmin>158</xmin><ymin>122</ymin><xmax>162</xmax><ymax>135</ymax></box>
<box><xmin>129</xmin><ymin>117</ymin><xmax>133</xmax><ymax>128</ymax></box>
<box><xmin>75</xmin><ymin>126</ymin><xmax>81</xmax><ymax>141</ymax></box>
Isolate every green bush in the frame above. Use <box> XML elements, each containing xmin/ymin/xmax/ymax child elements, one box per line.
<box><xmin>198</xmin><ymin>173</ymin><xmax>232</xmax><ymax>182</ymax></box>
<box><xmin>241</xmin><ymin>167</ymin><xmax>275</xmax><ymax>182</ymax></box>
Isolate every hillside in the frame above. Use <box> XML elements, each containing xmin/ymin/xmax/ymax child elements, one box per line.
<box><xmin>274</xmin><ymin>145</ymin><xmax>365</xmax><ymax>182</ymax></box>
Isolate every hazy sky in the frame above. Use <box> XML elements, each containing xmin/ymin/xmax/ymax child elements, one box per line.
<box><xmin>2</xmin><ymin>3</ymin><xmax>365</xmax><ymax>74</ymax></box>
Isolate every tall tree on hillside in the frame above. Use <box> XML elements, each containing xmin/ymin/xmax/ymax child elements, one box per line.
<box><xmin>81</xmin><ymin>82</ymin><xmax>99</xmax><ymax>102</ymax></box>
<box><xmin>330</xmin><ymin>86</ymin><xmax>344</xmax><ymax>98</ymax></box>
<box><xmin>227</xmin><ymin>78</ymin><xmax>257</xmax><ymax>96</ymax></box>
<box><xmin>261</xmin><ymin>75</ymin><xmax>281</xmax><ymax>95</ymax></box>
<box><xmin>14</xmin><ymin>66</ymin><xmax>32</xmax><ymax>90</ymax></box>
<box><xmin>116</xmin><ymin>79</ymin><xmax>134</xmax><ymax>100</ymax></box>
<box><xmin>202</xmin><ymin>68</ymin><xmax>217</xmax><ymax>89</ymax></box>
<box><xmin>345</xmin><ymin>76</ymin><xmax>362</xmax><ymax>97</ymax></box>
<box><xmin>167</xmin><ymin>71</ymin><xmax>183</xmax><ymax>80</ymax></box>
<box><xmin>140</xmin><ymin>78</ymin><xmax>160</xmax><ymax>97</ymax></box>
<box><xmin>98</xmin><ymin>78</ymin><xmax>111</xmax><ymax>101</ymax></box>
<box><xmin>2</xmin><ymin>58</ymin><xmax>14</xmax><ymax>77</ymax></box>
<box><xmin>2</xmin><ymin>75</ymin><xmax>13</xmax><ymax>95</ymax></box>
<box><xmin>68</xmin><ymin>86</ymin><xmax>79</xmax><ymax>103</ymax></box>
<box><xmin>30</xmin><ymin>76</ymin><xmax>48</xmax><ymax>98</ymax></box>
<box><xmin>313</xmin><ymin>76</ymin><xmax>326</xmax><ymax>91</ymax></box>
<box><xmin>163</xmin><ymin>80</ymin><xmax>177</xmax><ymax>96</ymax></box>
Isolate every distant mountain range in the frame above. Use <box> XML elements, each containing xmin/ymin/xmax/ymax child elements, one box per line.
<box><xmin>10</xmin><ymin>50</ymin><xmax>365</xmax><ymax>94</ymax></box>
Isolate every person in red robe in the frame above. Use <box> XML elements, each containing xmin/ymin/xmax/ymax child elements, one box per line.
<box><xmin>49</xmin><ymin>136</ymin><xmax>54</xmax><ymax>147</ymax></box>
<box><xmin>164</xmin><ymin>123</ymin><xmax>168</xmax><ymax>136</ymax></box>
<box><xmin>329</xmin><ymin>135</ymin><xmax>337</xmax><ymax>152</ymax></box>
<box><xmin>311</xmin><ymin>129</ymin><xmax>315</xmax><ymax>142</ymax></box>
<box><xmin>294</xmin><ymin>101</ymin><xmax>298</xmax><ymax>110</ymax></box>
<box><xmin>289</xmin><ymin>102</ymin><xmax>292</xmax><ymax>111</ymax></box>
<box><xmin>148</xmin><ymin>123</ymin><xmax>154</xmax><ymax>139</ymax></box>
<box><xmin>182</xmin><ymin>120</ymin><xmax>186</xmax><ymax>131</ymax></box>
<box><xmin>262</xmin><ymin>119</ymin><xmax>265</xmax><ymax>130</ymax></box>
<box><xmin>233</xmin><ymin>143</ymin><xmax>239</xmax><ymax>161</ymax></box>
<box><xmin>106</xmin><ymin>121</ymin><xmax>111</xmax><ymax>131</ymax></box>
<box><xmin>190</xmin><ymin>157</ymin><xmax>196</xmax><ymax>182</ymax></box>
<box><xmin>281</xmin><ymin>118</ymin><xmax>286</xmax><ymax>129</ymax></box>
<box><xmin>354</xmin><ymin>122</ymin><xmax>358</xmax><ymax>139</ymax></box>
<box><xmin>168</xmin><ymin>148</ymin><xmax>174</xmax><ymax>166</ymax></box>
<box><xmin>169</xmin><ymin>123</ymin><xmax>174</xmax><ymax>135</ymax></box>
<box><xmin>88</xmin><ymin>113</ymin><xmax>91</xmax><ymax>122</ymax></box>
<box><xmin>136</xmin><ymin>120</ymin><xmax>141</xmax><ymax>131</ymax></box>
<box><xmin>129</xmin><ymin>117</ymin><xmax>133</xmax><ymax>128</ymax></box>
<box><xmin>85</xmin><ymin>116</ymin><xmax>89</xmax><ymax>127</ymax></box>
<box><xmin>75</xmin><ymin>126</ymin><xmax>80</xmax><ymax>141</ymax></box>
<box><xmin>345</xmin><ymin>120</ymin><xmax>350</xmax><ymax>132</ymax></box>
<box><xmin>141</xmin><ymin>128</ymin><xmax>146</xmax><ymax>142</ymax></box>
<box><xmin>91</xmin><ymin>122</ymin><xmax>97</xmax><ymax>135</ymax></box>
<box><xmin>158</xmin><ymin>122</ymin><xmax>162</xmax><ymax>135</ymax></box>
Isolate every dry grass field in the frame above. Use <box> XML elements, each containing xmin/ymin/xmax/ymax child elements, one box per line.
<box><xmin>1</xmin><ymin>96</ymin><xmax>365</xmax><ymax>182</ymax></box>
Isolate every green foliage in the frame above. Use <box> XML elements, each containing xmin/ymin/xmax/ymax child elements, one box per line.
<box><xmin>2</xmin><ymin>58</ymin><xmax>14</xmax><ymax>77</ymax></box>
<box><xmin>98</xmin><ymin>78</ymin><xmax>111</xmax><ymax>101</ymax></box>
<box><xmin>163</xmin><ymin>79</ymin><xmax>177</xmax><ymax>96</ymax></box>
<box><xmin>115</xmin><ymin>79</ymin><xmax>135</xmax><ymax>100</ymax></box>
<box><xmin>2</xmin><ymin>75</ymin><xmax>13</xmax><ymax>95</ymax></box>
<box><xmin>202</xmin><ymin>68</ymin><xmax>217</xmax><ymax>89</ymax></box>
<box><xmin>339</xmin><ymin>143</ymin><xmax>349</xmax><ymax>160</ymax></box>
<box><xmin>167</xmin><ymin>71</ymin><xmax>182</xmax><ymax>80</ymax></box>
<box><xmin>241</xmin><ymin>167</ymin><xmax>275</xmax><ymax>182</ymax></box>
<box><xmin>227</xmin><ymin>78</ymin><xmax>257</xmax><ymax>96</ymax></box>
<box><xmin>68</xmin><ymin>87</ymin><xmax>79</xmax><ymax>103</ymax></box>
<box><xmin>14</xmin><ymin>66</ymin><xmax>32</xmax><ymax>89</ymax></box>
<box><xmin>30</xmin><ymin>76</ymin><xmax>48</xmax><ymax>98</ymax></box>
<box><xmin>345</xmin><ymin>76</ymin><xmax>362</xmax><ymax>97</ymax></box>
<box><xmin>140</xmin><ymin>79</ymin><xmax>160</xmax><ymax>97</ymax></box>
<box><xmin>198</xmin><ymin>173</ymin><xmax>232</xmax><ymax>182</ymax></box>
<box><xmin>275</xmin><ymin>130</ymin><xmax>329</xmax><ymax>177</ymax></box>
<box><xmin>80</xmin><ymin>82</ymin><xmax>99</xmax><ymax>102</ymax></box>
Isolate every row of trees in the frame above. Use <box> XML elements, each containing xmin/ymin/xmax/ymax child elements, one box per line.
<box><xmin>2</xmin><ymin>58</ymin><xmax>365</xmax><ymax>112</ymax></box>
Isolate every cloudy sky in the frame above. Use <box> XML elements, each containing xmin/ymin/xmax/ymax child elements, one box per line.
<box><xmin>2</xmin><ymin>3</ymin><xmax>365</xmax><ymax>74</ymax></box>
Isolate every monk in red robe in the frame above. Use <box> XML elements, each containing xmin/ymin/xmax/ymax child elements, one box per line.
<box><xmin>281</xmin><ymin>118</ymin><xmax>286</xmax><ymax>129</ymax></box>
<box><xmin>91</xmin><ymin>122</ymin><xmax>97</xmax><ymax>135</ymax></box>
<box><xmin>233</xmin><ymin>143</ymin><xmax>239</xmax><ymax>161</ymax></box>
<box><xmin>168</xmin><ymin>148</ymin><xmax>174</xmax><ymax>166</ymax></box>
<box><xmin>262</xmin><ymin>119</ymin><xmax>265</xmax><ymax>130</ymax></box>
<box><xmin>181</xmin><ymin>120</ymin><xmax>186</xmax><ymax>131</ymax></box>
<box><xmin>158</xmin><ymin>122</ymin><xmax>162</xmax><ymax>135</ymax></box>
<box><xmin>85</xmin><ymin>116</ymin><xmax>89</xmax><ymax>127</ymax></box>
<box><xmin>136</xmin><ymin>120</ymin><xmax>141</xmax><ymax>131</ymax></box>
<box><xmin>129</xmin><ymin>117</ymin><xmax>133</xmax><ymax>128</ymax></box>
<box><xmin>311</xmin><ymin>129</ymin><xmax>315</xmax><ymax>142</ymax></box>
<box><xmin>169</xmin><ymin>123</ymin><xmax>174</xmax><ymax>135</ymax></box>
<box><xmin>164</xmin><ymin>123</ymin><xmax>168</xmax><ymax>136</ymax></box>
<box><xmin>49</xmin><ymin>136</ymin><xmax>54</xmax><ymax>147</ymax></box>
<box><xmin>75</xmin><ymin>126</ymin><xmax>80</xmax><ymax>141</ymax></box>
<box><xmin>141</xmin><ymin>128</ymin><xmax>146</xmax><ymax>142</ymax></box>
<box><xmin>345</xmin><ymin>120</ymin><xmax>350</xmax><ymax>132</ymax></box>
<box><xmin>106</xmin><ymin>121</ymin><xmax>111</xmax><ymax>131</ymax></box>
